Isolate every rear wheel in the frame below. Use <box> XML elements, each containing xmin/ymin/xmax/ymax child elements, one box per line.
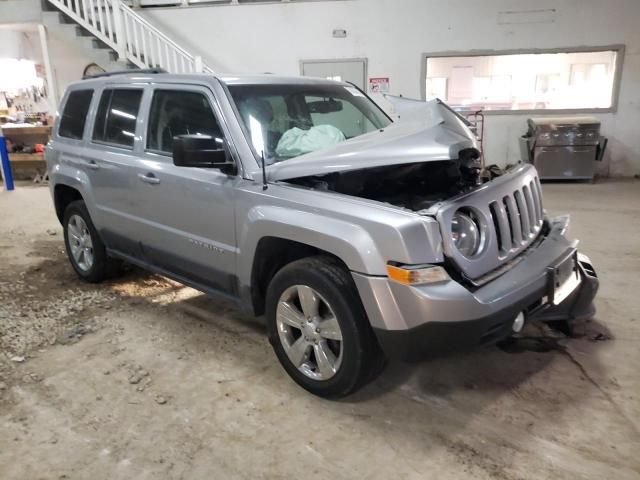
<box><xmin>266</xmin><ymin>256</ymin><xmax>384</xmax><ymax>398</ymax></box>
<box><xmin>63</xmin><ymin>200</ymin><xmax>119</xmax><ymax>282</ymax></box>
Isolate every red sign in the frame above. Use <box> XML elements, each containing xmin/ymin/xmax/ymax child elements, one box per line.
<box><xmin>369</xmin><ymin>77</ymin><xmax>390</xmax><ymax>93</ymax></box>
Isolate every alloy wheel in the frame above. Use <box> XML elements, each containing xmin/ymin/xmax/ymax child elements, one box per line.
<box><xmin>276</xmin><ymin>285</ymin><xmax>344</xmax><ymax>381</ymax></box>
<box><xmin>67</xmin><ymin>214</ymin><xmax>94</xmax><ymax>272</ymax></box>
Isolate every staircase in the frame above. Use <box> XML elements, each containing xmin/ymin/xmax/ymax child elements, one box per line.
<box><xmin>42</xmin><ymin>0</ymin><xmax>213</xmax><ymax>74</ymax></box>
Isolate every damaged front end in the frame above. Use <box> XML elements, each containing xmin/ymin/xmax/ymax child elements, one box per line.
<box><xmin>286</xmin><ymin>148</ymin><xmax>482</xmax><ymax>212</ymax></box>
<box><xmin>270</xmin><ymin>97</ymin><xmax>488</xmax><ymax>212</ymax></box>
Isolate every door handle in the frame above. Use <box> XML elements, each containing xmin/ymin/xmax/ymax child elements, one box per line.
<box><xmin>86</xmin><ymin>160</ymin><xmax>100</xmax><ymax>170</ymax></box>
<box><xmin>138</xmin><ymin>172</ymin><xmax>160</xmax><ymax>185</ymax></box>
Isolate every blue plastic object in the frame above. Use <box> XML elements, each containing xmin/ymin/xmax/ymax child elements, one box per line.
<box><xmin>0</xmin><ymin>136</ymin><xmax>14</xmax><ymax>191</ymax></box>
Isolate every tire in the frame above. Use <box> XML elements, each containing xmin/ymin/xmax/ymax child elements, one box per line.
<box><xmin>266</xmin><ymin>255</ymin><xmax>384</xmax><ymax>398</ymax></box>
<box><xmin>62</xmin><ymin>200</ymin><xmax>119</xmax><ymax>283</ymax></box>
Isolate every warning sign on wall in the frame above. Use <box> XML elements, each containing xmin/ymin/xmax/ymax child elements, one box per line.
<box><xmin>369</xmin><ymin>77</ymin><xmax>390</xmax><ymax>93</ymax></box>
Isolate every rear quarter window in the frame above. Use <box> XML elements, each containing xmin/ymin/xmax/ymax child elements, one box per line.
<box><xmin>58</xmin><ymin>90</ymin><xmax>94</xmax><ymax>140</ymax></box>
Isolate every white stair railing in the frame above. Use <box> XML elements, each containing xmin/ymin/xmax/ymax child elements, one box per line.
<box><xmin>46</xmin><ymin>0</ymin><xmax>214</xmax><ymax>74</ymax></box>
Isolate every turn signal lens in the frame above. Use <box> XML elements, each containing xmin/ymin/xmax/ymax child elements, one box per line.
<box><xmin>386</xmin><ymin>264</ymin><xmax>449</xmax><ymax>285</ymax></box>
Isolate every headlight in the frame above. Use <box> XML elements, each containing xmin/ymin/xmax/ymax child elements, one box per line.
<box><xmin>451</xmin><ymin>210</ymin><xmax>481</xmax><ymax>258</ymax></box>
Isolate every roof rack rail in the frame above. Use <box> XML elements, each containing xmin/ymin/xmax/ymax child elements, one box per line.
<box><xmin>82</xmin><ymin>68</ymin><xmax>168</xmax><ymax>80</ymax></box>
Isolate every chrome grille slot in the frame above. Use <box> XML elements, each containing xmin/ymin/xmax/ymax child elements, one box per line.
<box><xmin>528</xmin><ymin>181</ymin><xmax>539</xmax><ymax>226</ymax></box>
<box><xmin>503</xmin><ymin>195</ymin><xmax>522</xmax><ymax>246</ymax></box>
<box><xmin>522</xmin><ymin>184</ymin><xmax>536</xmax><ymax>233</ymax></box>
<box><xmin>489</xmin><ymin>201</ymin><xmax>510</xmax><ymax>253</ymax></box>
<box><xmin>532</xmin><ymin>179</ymin><xmax>544</xmax><ymax>227</ymax></box>
<box><xmin>514</xmin><ymin>189</ymin><xmax>530</xmax><ymax>238</ymax></box>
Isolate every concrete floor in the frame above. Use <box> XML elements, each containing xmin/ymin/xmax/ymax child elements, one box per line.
<box><xmin>0</xmin><ymin>180</ymin><xmax>639</xmax><ymax>479</ymax></box>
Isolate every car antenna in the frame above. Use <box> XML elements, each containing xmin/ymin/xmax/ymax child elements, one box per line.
<box><xmin>261</xmin><ymin>151</ymin><xmax>268</xmax><ymax>191</ymax></box>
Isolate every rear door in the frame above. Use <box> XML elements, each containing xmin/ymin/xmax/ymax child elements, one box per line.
<box><xmin>133</xmin><ymin>84</ymin><xmax>238</xmax><ymax>295</ymax></box>
<box><xmin>83</xmin><ymin>86</ymin><xmax>147</xmax><ymax>257</ymax></box>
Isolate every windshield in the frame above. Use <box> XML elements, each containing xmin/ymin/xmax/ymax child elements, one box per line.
<box><xmin>228</xmin><ymin>83</ymin><xmax>391</xmax><ymax>163</ymax></box>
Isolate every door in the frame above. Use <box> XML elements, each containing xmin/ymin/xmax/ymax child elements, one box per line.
<box><xmin>301</xmin><ymin>59</ymin><xmax>367</xmax><ymax>90</ymax></box>
<box><xmin>134</xmin><ymin>86</ymin><xmax>238</xmax><ymax>295</ymax></box>
<box><xmin>83</xmin><ymin>86</ymin><xmax>146</xmax><ymax>257</ymax></box>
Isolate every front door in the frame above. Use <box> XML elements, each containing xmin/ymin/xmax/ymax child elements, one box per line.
<box><xmin>301</xmin><ymin>59</ymin><xmax>367</xmax><ymax>90</ymax></box>
<box><xmin>133</xmin><ymin>85</ymin><xmax>238</xmax><ymax>295</ymax></box>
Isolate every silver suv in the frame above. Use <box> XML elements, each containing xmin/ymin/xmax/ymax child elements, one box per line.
<box><xmin>47</xmin><ymin>70</ymin><xmax>599</xmax><ymax>398</ymax></box>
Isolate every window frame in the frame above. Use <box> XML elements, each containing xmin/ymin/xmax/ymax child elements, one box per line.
<box><xmin>139</xmin><ymin>82</ymin><xmax>243</xmax><ymax>176</ymax></box>
<box><xmin>144</xmin><ymin>87</ymin><xmax>225</xmax><ymax>157</ymax></box>
<box><xmin>90</xmin><ymin>87</ymin><xmax>145</xmax><ymax>150</ymax></box>
<box><xmin>56</xmin><ymin>88</ymin><xmax>95</xmax><ymax>141</ymax></box>
<box><xmin>421</xmin><ymin>44</ymin><xmax>625</xmax><ymax>115</ymax></box>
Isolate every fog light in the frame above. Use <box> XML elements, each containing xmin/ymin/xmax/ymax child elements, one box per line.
<box><xmin>386</xmin><ymin>264</ymin><xmax>449</xmax><ymax>285</ymax></box>
<box><xmin>512</xmin><ymin>311</ymin><xmax>525</xmax><ymax>333</ymax></box>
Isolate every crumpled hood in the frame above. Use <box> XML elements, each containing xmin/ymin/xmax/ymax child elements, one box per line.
<box><xmin>268</xmin><ymin>98</ymin><xmax>478</xmax><ymax>181</ymax></box>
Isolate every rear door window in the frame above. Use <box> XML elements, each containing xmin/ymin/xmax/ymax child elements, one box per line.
<box><xmin>93</xmin><ymin>88</ymin><xmax>143</xmax><ymax>148</ymax></box>
<box><xmin>146</xmin><ymin>89</ymin><xmax>222</xmax><ymax>154</ymax></box>
<box><xmin>59</xmin><ymin>89</ymin><xmax>94</xmax><ymax>140</ymax></box>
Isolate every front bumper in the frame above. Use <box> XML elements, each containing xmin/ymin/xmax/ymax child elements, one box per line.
<box><xmin>352</xmin><ymin>217</ymin><xmax>599</xmax><ymax>361</ymax></box>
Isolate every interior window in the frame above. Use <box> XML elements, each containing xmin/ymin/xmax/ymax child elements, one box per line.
<box><xmin>93</xmin><ymin>89</ymin><xmax>143</xmax><ymax>147</ymax></box>
<box><xmin>147</xmin><ymin>89</ymin><xmax>222</xmax><ymax>153</ymax></box>
<box><xmin>425</xmin><ymin>48</ymin><xmax>620</xmax><ymax>111</ymax></box>
<box><xmin>59</xmin><ymin>89</ymin><xmax>94</xmax><ymax>140</ymax></box>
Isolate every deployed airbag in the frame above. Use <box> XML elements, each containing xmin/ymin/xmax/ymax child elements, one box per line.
<box><xmin>275</xmin><ymin>125</ymin><xmax>346</xmax><ymax>158</ymax></box>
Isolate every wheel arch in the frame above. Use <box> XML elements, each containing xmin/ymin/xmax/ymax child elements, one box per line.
<box><xmin>238</xmin><ymin>207</ymin><xmax>385</xmax><ymax>316</ymax></box>
<box><xmin>248</xmin><ymin>237</ymin><xmax>351</xmax><ymax>316</ymax></box>
<box><xmin>54</xmin><ymin>183</ymin><xmax>84</xmax><ymax>223</ymax></box>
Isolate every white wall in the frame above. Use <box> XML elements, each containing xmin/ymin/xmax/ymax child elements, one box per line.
<box><xmin>0</xmin><ymin>25</ymin><xmax>94</xmax><ymax>114</ymax></box>
<box><xmin>0</xmin><ymin>29</ymin><xmax>24</xmax><ymax>58</ymax></box>
<box><xmin>141</xmin><ymin>0</ymin><xmax>640</xmax><ymax>176</ymax></box>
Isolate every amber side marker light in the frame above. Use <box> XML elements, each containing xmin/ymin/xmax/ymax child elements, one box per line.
<box><xmin>386</xmin><ymin>264</ymin><xmax>449</xmax><ymax>286</ymax></box>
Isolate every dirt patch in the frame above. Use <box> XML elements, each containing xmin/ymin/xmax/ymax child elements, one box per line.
<box><xmin>1</xmin><ymin>242</ymin><xmax>110</xmax><ymax>354</ymax></box>
<box><xmin>0</xmin><ymin>236</ymin><xmax>180</xmax><ymax>406</ymax></box>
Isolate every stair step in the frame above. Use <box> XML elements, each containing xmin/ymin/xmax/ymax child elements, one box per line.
<box><xmin>75</xmin><ymin>25</ymin><xmax>96</xmax><ymax>37</ymax></box>
<box><xmin>91</xmin><ymin>37</ymin><xmax>113</xmax><ymax>52</ymax></box>
<box><xmin>41</xmin><ymin>0</ymin><xmax>59</xmax><ymax>11</ymax></box>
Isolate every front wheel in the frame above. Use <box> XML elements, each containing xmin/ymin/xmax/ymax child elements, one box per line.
<box><xmin>266</xmin><ymin>256</ymin><xmax>384</xmax><ymax>398</ymax></box>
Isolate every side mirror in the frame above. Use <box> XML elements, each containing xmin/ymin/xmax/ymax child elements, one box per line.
<box><xmin>172</xmin><ymin>134</ymin><xmax>234</xmax><ymax>172</ymax></box>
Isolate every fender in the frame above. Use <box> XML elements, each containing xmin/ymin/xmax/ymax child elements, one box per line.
<box><xmin>237</xmin><ymin>205</ymin><xmax>383</xmax><ymax>287</ymax></box>
<box><xmin>238</xmin><ymin>205</ymin><xmax>386</xmax><ymax>285</ymax></box>
<box><xmin>237</xmin><ymin>197</ymin><xmax>446</xmax><ymax>283</ymax></box>
<box><xmin>48</xmin><ymin>154</ymin><xmax>100</xmax><ymax>221</ymax></box>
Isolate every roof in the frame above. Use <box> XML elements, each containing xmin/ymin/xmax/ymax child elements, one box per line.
<box><xmin>216</xmin><ymin>74</ymin><xmax>348</xmax><ymax>86</ymax></box>
<box><xmin>69</xmin><ymin>71</ymin><xmax>347</xmax><ymax>89</ymax></box>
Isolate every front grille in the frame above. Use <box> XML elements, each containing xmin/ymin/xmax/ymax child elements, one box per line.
<box><xmin>488</xmin><ymin>176</ymin><xmax>544</xmax><ymax>257</ymax></box>
<box><xmin>433</xmin><ymin>164</ymin><xmax>545</xmax><ymax>280</ymax></box>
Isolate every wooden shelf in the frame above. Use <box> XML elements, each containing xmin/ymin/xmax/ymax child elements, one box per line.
<box><xmin>2</xmin><ymin>126</ymin><xmax>52</xmax><ymax>136</ymax></box>
<box><xmin>8</xmin><ymin>153</ymin><xmax>45</xmax><ymax>162</ymax></box>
